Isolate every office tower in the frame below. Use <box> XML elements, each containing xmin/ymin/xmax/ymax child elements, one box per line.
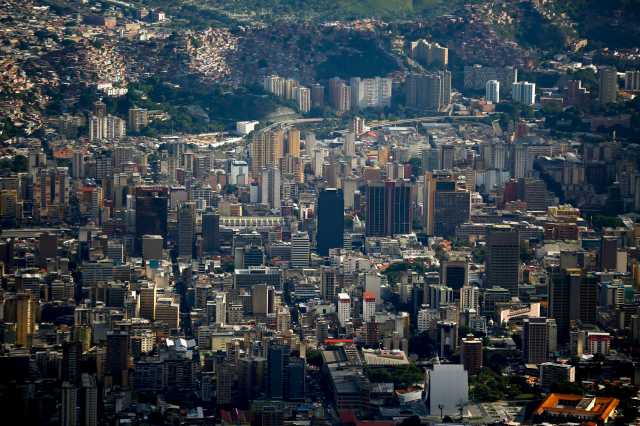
<box><xmin>460</xmin><ymin>336</ymin><xmax>483</xmax><ymax>375</ymax></box>
<box><xmin>252</xmin><ymin>284</ymin><xmax>275</xmax><ymax>316</ymax></box>
<box><xmin>405</xmin><ymin>71</ymin><xmax>451</xmax><ymax>110</ymax></box>
<box><xmin>486</xmin><ymin>225</ymin><xmax>520</xmax><ymax>296</ymax></box>
<box><xmin>141</xmin><ymin>235</ymin><xmax>163</xmax><ymax>261</ymax></box>
<box><xmin>135</xmin><ymin>186</ymin><xmax>168</xmax><ymax>253</ymax></box>
<box><xmin>139</xmin><ymin>285</ymin><xmax>157</xmax><ymax>321</ymax></box>
<box><xmin>291</xmin><ymin>231</ymin><xmax>310</xmax><ymax>268</ymax></box>
<box><xmin>80</xmin><ymin>374</ymin><xmax>98</xmax><ymax>426</ymax></box>
<box><xmin>600</xmin><ymin>235</ymin><xmax>618</xmax><ymax>271</ymax></box>
<box><xmin>426</xmin><ymin>284</ymin><xmax>453</xmax><ymax>309</ymax></box>
<box><xmin>202</xmin><ymin>209</ymin><xmax>220</xmax><ymax>254</ymax></box>
<box><xmin>311</xmin><ymin>83</ymin><xmax>325</xmax><ymax>107</ymax></box>
<box><xmin>260</xmin><ymin>167</ymin><xmax>281</xmax><ymax>210</ymax></box>
<box><xmin>128</xmin><ymin>107</ymin><xmax>149</xmax><ymax>132</ymax></box>
<box><xmin>409</xmin><ymin>40</ymin><xmax>448</xmax><ymax>68</ymax></box>
<box><xmin>33</xmin><ymin>167</ymin><xmax>69</xmax><ymax>221</ymax></box>
<box><xmin>216</xmin><ymin>357</ymin><xmax>235</xmax><ymax>405</ymax></box>
<box><xmin>316</xmin><ymin>188</ymin><xmax>344</xmax><ymax>256</ymax></box>
<box><xmin>517</xmin><ymin>177</ymin><xmax>549</xmax><ymax>210</ymax></box>
<box><xmin>71</xmin><ymin>150</ymin><xmax>85</xmax><ymax>179</ymax></box>
<box><xmin>349</xmin><ymin>77</ymin><xmax>392</xmax><ymax>109</ymax></box>
<box><xmin>0</xmin><ymin>189</ymin><xmax>17</xmax><ymax>226</ymax></box>
<box><xmin>321</xmin><ymin>266</ymin><xmax>337</xmax><ymax>302</ymax></box>
<box><xmin>285</xmin><ymin>358</ymin><xmax>305</xmax><ymax>401</ymax></box>
<box><xmin>437</xmin><ymin>320</ymin><xmax>458</xmax><ymax>358</ymax></box>
<box><xmin>433</xmin><ymin>179</ymin><xmax>470</xmax><ymax>238</ymax></box>
<box><xmin>598</xmin><ymin>66</ymin><xmax>618</xmax><ymax>104</ymax></box>
<box><xmin>62</xmin><ymin>341</ymin><xmax>83</xmax><ymax>385</ymax></box>
<box><xmin>365</xmin><ymin>180</ymin><xmax>413</xmax><ymax>237</ymax></box>
<box><xmin>486</xmin><ymin>79</ymin><xmax>500</xmax><ymax>103</ymax></box>
<box><xmin>106</xmin><ymin>331</ymin><xmax>129</xmax><ymax>386</ymax></box>
<box><xmin>625</xmin><ymin>70</ymin><xmax>640</xmax><ymax>91</ymax></box>
<box><xmin>156</xmin><ymin>297</ymin><xmax>180</xmax><ymax>329</ymax></box>
<box><xmin>177</xmin><ymin>201</ymin><xmax>195</xmax><ymax>259</ymax></box>
<box><xmin>337</xmin><ymin>292</ymin><xmax>351</xmax><ymax>326</ymax></box>
<box><xmin>15</xmin><ymin>292</ymin><xmax>34</xmax><ymax>347</ymax></box>
<box><xmin>215</xmin><ymin>292</ymin><xmax>227</xmax><ymax>325</ymax></box>
<box><xmin>285</xmin><ymin>127</ymin><xmax>301</xmax><ymax>157</ymax></box>
<box><xmin>363</xmin><ymin>291</ymin><xmax>376</xmax><ymax>322</ymax></box>
<box><xmin>460</xmin><ymin>285</ymin><xmax>480</xmax><ymax>312</ymax></box>
<box><xmin>512</xmin><ymin>81</ymin><xmax>536</xmax><ymax>105</ymax></box>
<box><xmin>38</xmin><ymin>231</ymin><xmax>57</xmax><ymax>264</ymax></box>
<box><xmin>441</xmin><ymin>257</ymin><xmax>468</xmax><ymax>290</ymax></box>
<box><xmin>294</xmin><ymin>86</ymin><xmax>311</xmax><ymax>113</ymax></box>
<box><xmin>523</xmin><ymin>317</ymin><xmax>556</xmax><ymax>364</ymax></box>
<box><xmin>539</xmin><ymin>363</ymin><xmax>575</xmax><ymax>390</ymax></box>
<box><xmin>250</xmin><ymin>128</ymin><xmax>284</xmax><ymax>177</ymax></box>
<box><xmin>61</xmin><ymin>382</ymin><xmax>78</xmax><ymax>426</ymax></box>
<box><xmin>267</xmin><ymin>344</ymin><xmax>290</xmax><ymax>399</ymax></box>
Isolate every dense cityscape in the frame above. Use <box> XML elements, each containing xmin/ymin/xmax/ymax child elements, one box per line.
<box><xmin>1</xmin><ymin>0</ymin><xmax>640</xmax><ymax>425</ymax></box>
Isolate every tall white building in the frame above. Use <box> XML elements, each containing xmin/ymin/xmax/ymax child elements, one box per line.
<box><xmin>291</xmin><ymin>231</ymin><xmax>310</xmax><ymax>268</ymax></box>
<box><xmin>215</xmin><ymin>292</ymin><xmax>226</xmax><ymax>326</ymax></box>
<box><xmin>337</xmin><ymin>292</ymin><xmax>351</xmax><ymax>326</ymax></box>
<box><xmin>512</xmin><ymin>81</ymin><xmax>536</xmax><ymax>105</ymax></box>
<box><xmin>294</xmin><ymin>86</ymin><xmax>311</xmax><ymax>113</ymax></box>
<box><xmin>485</xmin><ymin>79</ymin><xmax>500</xmax><ymax>103</ymax></box>
<box><xmin>343</xmin><ymin>132</ymin><xmax>356</xmax><ymax>157</ymax></box>
<box><xmin>350</xmin><ymin>77</ymin><xmax>392</xmax><ymax>109</ymax></box>
<box><xmin>263</xmin><ymin>75</ymin><xmax>285</xmax><ymax>97</ymax></box>
<box><xmin>229</xmin><ymin>160</ymin><xmax>248</xmax><ymax>185</ymax></box>
<box><xmin>89</xmin><ymin>115</ymin><xmax>126</xmax><ymax>141</ymax></box>
<box><xmin>460</xmin><ymin>285</ymin><xmax>480</xmax><ymax>312</ymax></box>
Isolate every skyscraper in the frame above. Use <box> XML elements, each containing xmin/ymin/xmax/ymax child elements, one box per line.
<box><xmin>177</xmin><ymin>201</ymin><xmax>195</xmax><ymax>259</ymax></box>
<box><xmin>250</xmin><ymin>128</ymin><xmax>284</xmax><ymax>177</ymax></box>
<box><xmin>260</xmin><ymin>166</ymin><xmax>281</xmax><ymax>210</ymax></box>
<box><xmin>424</xmin><ymin>172</ymin><xmax>470</xmax><ymax>237</ymax></box>
<box><xmin>460</xmin><ymin>336</ymin><xmax>483</xmax><ymax>375</ymax></box>
<box><xmin>135</xmin><ymin>186</ymin><xmax>168</xmax><ymax>253</ymax></box>
<box><xmin>406</xmin><ymin>71</ymin><xmax>451</xmax><ymax>111</ymax></box>
<box><xmin>316</xmin><ymin>188</ymin><xmax>344</xmax><ymax>256</ymax></box>
<box><xmin>365</xmin><ymin>180</ymin><xmax>413</xmax><ymax>237</ymax></box>
<box><xmin>202</xmin><ymin>209</ymin><xmax>220</xmax><ymax>254</ymax></box>
<box><xmin>486</xmin><ymin>225</ymin><xmax>520</xmax><ymax>296</ymax></box>
<box><xmin>598</xmin><ymin>66</ymin><xmax>618</xmax><ymax>105</ymax></box>
<box><xmin>267</xmin><ymin>344</ymin><xmax>290</xmax><ymax>399</ymax></box>
<box><xmin>61</xmin><ymin>382</ymin><xmax>78</xmax><ymax>426</ymax></box>
<box><xmin>106</xmin><ymin>331</ymin><xmax>129</xmax><ymax>386</ymax></box>
<box><xmin>523</xmin><ymin>318</ymin><xmax>556</xmax><ymax>364</ymax></box>
<box><xmin>512</xmin><ymin>81</ymin><xmax>536</xmax><ymax>105</ymax></box>
<box><xmin>291</xmin><ymin>231</ymin><xmax>310</xmax><ymax>268</ymax></box>
<box><xmin>486</xmin><ymin>79</ymin><xmax>500</xmax><ymax>103</ymax></box>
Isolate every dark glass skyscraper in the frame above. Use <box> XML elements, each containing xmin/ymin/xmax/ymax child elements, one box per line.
<box><xmin>202</xmin><ymin>209</ymin><xmax>220</xmax><ymax>254</ymax></box>
<box><xmin>365</xmin><ymin>180</ymin><xmax>412</xmax><ymax>237</ymax></box>
<box><xmin>135</xmin><ymin>187</ymin><xmax>168</xmax><ymax>253</ymax></box>
<box><xmin>316</xmin><ymin>188</ymin><xmax>344</xmax><ymax>256</ymax></box>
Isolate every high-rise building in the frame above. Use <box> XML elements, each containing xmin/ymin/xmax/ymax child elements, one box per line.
<box><xmin>135</xmin><ymin>186</ymin><xmax>168</xmax><ymax>253</ymax></box>
<box><xmin>177</xmin><ymin>201</ymin><xmax>195</xmax><ymax>259</ymax></box>
<box><xmin>294</xmin><ymin>86</ymin><xmax>311</xmax><ymax>113</ymax></box>
<box><xmin>486</xmin><ymin>225</ymin><xmax>520</xmax><ymax>296</ymax></box>
<box><xmin>363</xmin><ymin>291</ymin><xmax>376</xmax><ymax>322</ymax></box>
<box><xmin>139</xmin><ymin>285</ymin><xmax>157</xmax><ymax>321</ymax></box>
<box><xmin>202</xmin><ymin>209</ymin><xmax>220</xmax><ymax>254</ymax></box>
<box><xmin>267</xmin><ymin>344</ymin><xmax>289</xmax><ymax>399</ymax></box>
<box><xmin>406</xmin><ymin>71</ymin><xmax>451</xmax><ymax>111</ymax></box>
<box><xmin>460</xmin><ymin>336</ymin><xmax>483</xmax><ymax>375</ymax></box>
<box><xmin>80</xmin><ymin>374</ymin><xmax>98</xmax><ymax>426</ymax></box>
<box><xmin>291</xmin><ymin>231</ymin><xmax>310</xmax><ymax>268</ymax></box>
<box><xmin>365</xmin><ymin>180</ymin><xmax>413</xmax><ymax>237</ymax></box>
<box><xmin>61</xmin><ymin>382</ymin><xmax>78</xmax><ymax>426</ymax></box>
<box><xmin>539</xmin><ymin>362</ymin><xmax>575</xmax><ymax>390</ymax></box>
<box><xmin>337</xmin><ymin>292</ymin><xmax>351</xmax><ymax>326</ymax></box>
<box><xmin>409</xmin><ymin>40</ymin><xmax>448</xmax><ymax>68</ymax></box>
<box><xmin>600</xmin><ymin>235</ymin><xmax>618</xmax><ymax>271</ymax></box>
<box><xmin>311</xmin><ymin>83</ymin><xmax>325</xmax><ymax>107</ymax></box>
<box><xmin>285</xmin><ymin>128</ymin><xmax>301</xmax><ymax>157</ymax></box>
<box><xmin>128</xmin><ymin>107</ymin><xmax>149</xmax><ymax>133</ymax></box>
<box><xmin>260</xmin><ymin>167</ymin><xmax>281</xmax><ymax>210</ymax></box>
<box><xmin>522</xmin><ymin>317</ymin><xmax>556</xmax><ymax>364</ymax></box>
<box><xmin>486</xmin><ymin>79</ymin><xmax>500</xmax><ymax>103</ymax></box>
<box><xmin>321</xmin><ymin>266</ymin><xmax>337</xmax><ymax>303</ymax></box>
<box><xmin>625</xmin><ymin>70</ymin><xmax>640</xmax><ymax>92</ymax></box>
<box><xmin>329</xmin><ymin>77</ymin><xmax>351</xmax><ymax>113</ymax></box>
<box><xmin>423</xmin><ymin>172</ymin><xmax>470</xmax><ymax>237</ymax></box>
<box><xmin>460</xmin><ymin>285</ymin><xmax>480</xmax><ymax>312</ymax></box>
<box><xmin>106</xmin><ymin>331</ymin><xmax>129</xmax><ymax>386</ymax></box>
<box><xmin>250</xmin><ymin>128</ymin><xmax>284</xmax><ymax>177</ymax></box>
<box><xmin>14</xmin><ymin>292</ymin><xmax>34</xmax><ymax>347</ymax></box>
<box><xmin>156</xmin><ymin>297</ymin><xmax>180</xmax><ymax>329</ymax></box>
<box><xmin>437</xmin><ymin>320</ymin><xmax>458</xmax><ymax>358</ymax></box>
<box><xmin>512</xmin><ymin>81</ymin><xmax>536</xmax><ymax>105</ymax></box>
<box><xmin>349</xmin><ymin>77</ymin><xmax>393</xmax><ymax>109</ymax></box>
<box><xmin>316</xmin><ymin>188</ymin><xmax>344</xmax><ymax>256</ymax></box>
<box><xmin>598</xmin><ymin>66</ymin><xmax>618</xmax><ymax>105</ymax></box>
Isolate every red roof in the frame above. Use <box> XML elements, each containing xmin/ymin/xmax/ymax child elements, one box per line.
<box><xmin>364</xmin><ymin>291</ymin><xmax>376</xmax><ymax>302</ymax></box>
